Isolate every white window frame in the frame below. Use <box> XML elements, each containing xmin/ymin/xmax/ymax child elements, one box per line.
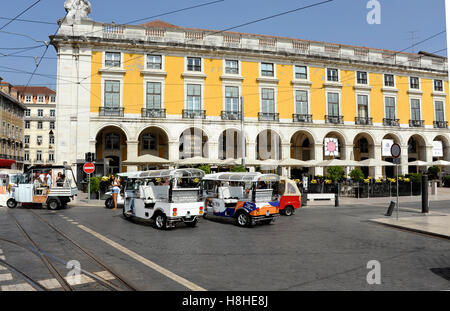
<box><xmin>143</xmin><ymin>78</ymin><xmax>165</xmax><ymax>110</ymax></box>
<box><xmin>293</xmin><ymin>65</ymin><xmax>309</xmax><ymax>80</ymax></box>
<box><xmin>355</xmin><ymin>92</ymin><xmax>371</xmax><ymax>119</ymax></box>
<box><xmin>258</xmin><ymin>86</ymin><xmax>277</xmax><ymax>114</ymax></box>
<box><xmin>50</xmin><ymin>95</ymin><xmax>56</xmax><ymax>103</ymax></box>
<box><xmin>409</xmin><ymin>96</ymin><xmax>423</xmax><ymax>121</ymax></box>
<box><xmin>100</xmin><ymin>75</ymin><xmax>124</xmax><ymax>109</ymax></box>
<box><xmin>37</xmin><ymin>121</ymin><xmax>43</xmax><ymax>129</ymax></box>
<box><xmin>325</xmin><ymin>91</ymin><xmax>342</xmax><ymax>116</ymax></box>
<box><xmin>383</xmin><ymin>95</ymin><xmax>398</xmax><ymax>120</ymax></box>
<box><xmin>384</xmin><ymin>74</ymin><xmax>396</xmax><ymax>88</ymax></box>
<box><xmin>259</xmin><ymin>62</ymin><xmax>276</xmax><ymax>78</ymax></box>
<box><xmin>433</xmin><ymin>97</ymin><xmax>447</xmax><ymax>122</ymax></box>
<box><xmin>184</xmin><ymin>80</ymin><xmax>204</xmax><ymax>110</ymax></box>
<box><xmin>293</xmin><ymin>87</ymin><xmax>311</xmax><ymax>115</ymax></box>
<box><xmin>409</xmin><ymin>76</ymin><xmax>421</xmax><ymax>90</ymax></box>
<box><xmin>37</xmin><ymin>95</ymin><xmax>45</xmax><ymax>103</ymax></box>
<box><xmin>222</xmin><ymin>83</ymin><xmax>242</xmax><ymax>112</ymax></box>
<box><xmin>355</xmin><ymin>71</ymin><xmax>369</xmax><ymax>85</ymax></box>
<box><xmin>433</xmin><ymin>79</ymin><xmax>444</xmax><ymax>92</ymax></box>
<box><xmin>185</xmin><ymin>56</ymin><xmax>203</xmax><ymax>73</ymax></box>
<box><xmin>24</xmin><ymin>95</ymin><xmax>32</xmax><ymax>103</ymax></box>
<box><xmin>326</xmin><ymin>68</ymin><xmax>340</xmax><ymax>82</ymax></box>
<box><xmin>104</xmin><ymin>51</ymin><xmax>123</xmax><ymax>68</ymax></box>
<box><xmin>146</xmin><ymin>54</ymin><xmax>164</xmax><ymax>71</ymax></box>
<box><xmin>223</xmin><ymin>59</ymin><xmax>241</xmax><ymax>75</ymax></box>
<box><xmin>37</xmin><ymin>109</ymin><xmax>44</xmax><ymax>117</ymax></box>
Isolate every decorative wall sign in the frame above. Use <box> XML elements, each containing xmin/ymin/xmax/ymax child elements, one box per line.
<box><xmin>324</xmin><ymin>138</ymin><xmax>339</xmax><ymax>157</ymax></box>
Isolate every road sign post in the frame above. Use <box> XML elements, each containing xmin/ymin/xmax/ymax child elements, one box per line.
<box><xmin>390</xmin><ymin>143</ymin><xmax>401</xmax><ymax>220</ymax></box>
<box><xmin>83</xmin><ymin>162</ymin><xmax>95</xmax><ymax>203</ymax></box>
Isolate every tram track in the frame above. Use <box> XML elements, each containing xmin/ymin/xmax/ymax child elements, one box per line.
<box><xmin>3</xmin><ymin>209</ymin><xmax>138</xmax><ymax>291</ymax></box>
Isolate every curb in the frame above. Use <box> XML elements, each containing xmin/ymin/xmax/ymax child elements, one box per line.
<box><xmin>368</xmin><ymin>219</ymin><xmax>450</xmax><ymax>240</ymax></box>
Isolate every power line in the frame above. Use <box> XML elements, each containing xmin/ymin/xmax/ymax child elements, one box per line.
<box><xmin>0</xmin><ymin>16</ymin><xmax>55</xmax><ymax>25</ymax></box>
<box><xmin>399</xmin><ymin>29</ymin><xmax>446</xmax><ymax>53</ymax></box>
<box><xmin>0</xmin><ymin>0</ymin><xmax>42</xmax><ymax>31</ymax></box>
<box><xmin>0</xmin><ymin>29</ymin><xmax>48</xmax><ymax>44</ymax></box>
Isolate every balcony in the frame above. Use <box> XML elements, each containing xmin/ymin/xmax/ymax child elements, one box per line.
<box><xmin>292</xmin><ymin>114</ymin><xmax>312</xmax><ymax>123</ymax></box>
<box><xmin>434</xmin><ymin>121</ymin><xmax>448</xmax><ymax>129</ymax></box>
<box><xmin>325</xmin><ymin>115</ymin><xmax>344</xmax><ymax>124</ymax></box>
<box><xmin>258</xmin><ymin>112</ymin><xmax>279</xmax><ymax>121</ymax></box>
<box><xmin>141</xmin><ymin>108</ymin><xmax>166</xmax><ymax>118</ymax></box>
<box><xmin>221</xmin><ymin>111</ymin><xmax>241</xmax><ymax>120</ymax></box>
<box><xmin>355</xmin><ymin>117</ymin><xmax>373</xmax><ymax>125</ymax></box>
<box><xmin>383</xmin><ymin>118</ymin><xmax>400</xmax><ymax>127</ymax></box>
<box><xmin>182</xmin><ymin>109</ymin><xmax>206</xmax><ymax>119</ymax></box>
<box><xmin>409</xmin><ymin>119</ymin><xmax>424</xmax><ymax>128</ymax></box>
<box><xmin>99</xmin><ymin>107</ymin><xmax>124</xmax><ymax>117</ymax></box>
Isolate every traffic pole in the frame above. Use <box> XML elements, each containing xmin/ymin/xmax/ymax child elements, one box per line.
<box><xmin>240</xmin><ymin>96</ymin><xmax>245</xmax><ymax>169</ymax></box>
<box><xmin>88</xmin><ymin>173</ymin><xmax>90</xmax><ymax>203</ymax></box>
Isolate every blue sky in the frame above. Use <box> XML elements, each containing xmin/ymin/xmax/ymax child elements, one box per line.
<box><xmin>0</xmin><ymin>0</ymin><xmax>447</xmax><ymax>89</ymax></box>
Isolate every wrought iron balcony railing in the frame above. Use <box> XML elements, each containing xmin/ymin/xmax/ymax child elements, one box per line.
<box><xmin>383</xmin><ymin>118</ymin><xmax>400</xmax><ymax>127</ymax></box>
<box><xmin>355</xmin><ymin>117</ymin><xmax>373</xmax><ymax>125</ymax></box>
<box><xmin>434</xmin><ymin>121</ymin><xmax>448</xmax><ymax>129</ymax></box>
<box><xmin>182</xmin><ymin>109</ymin><xmax>206</xmax><ymax>119</ymax></box>
<box><xmin>99</xmin><ymin>107</ymin><xmax>124</xmax><ymax>117</ymax></box>
<box><xmin>293</xmin><ymin>114</ymin><xmax>312</xmax><ymax>123</ymax></box>
<box><xmin>258</xmin><ymin>112</ymin><xmax>279</xmax><ymax>121</ymax></box>
<box><xmin>221</xmin><ymin>111</ymin><xmax>241</xmax><ymax>120</ymax></box>
<box><xmin>409</xmin><ymin>119</ymin><xmax>424</xmax><ymax>128</ymax></box>
<box><xmin>325</xmin><ymin>115</ymin><xmax>344</xmax><ymax>124</ymax></box>
<box><xmin>141</xmin><ymin>108</ymin><xmax>166</xmax><ymax>118</ymax></box>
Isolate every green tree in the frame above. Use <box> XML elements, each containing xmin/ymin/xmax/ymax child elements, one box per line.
<box><xmin>230</xmin><ymin>165</ymin><xmax>246</xmax><ymax>172</ymax></box>
<box><xmin>89</xmin><ymin>176</ymin><xmax>100</xmax><ymax>193</ymax></box>
<box><xmin>327</xmin><ymin>166</ymin><xmax>345</xmax><ymax>183</ymax></box>
<box><xmin>198</xmin><ymin>164</ymin><xmax>211</xmax><ymax>175</ymax></box>
<box><xmin>408</xmin><ymin>173</ymin><xmax>422</xmax><ymax>183</ymax></box>
<box><xmin>427</xmin><ymin>166</ymin><xmax>440</xmax><ymax>180</ymax></box>
<box><xmin>349</xmin><ymin>168</ymin><xmax>364</xmax><ymax>182</ymax></box>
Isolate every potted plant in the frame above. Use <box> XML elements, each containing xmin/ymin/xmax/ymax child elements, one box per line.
<box><xmin>89</xmin><ymin>176</ymin><xmax>100</xmax><ymax>199</ymax></box>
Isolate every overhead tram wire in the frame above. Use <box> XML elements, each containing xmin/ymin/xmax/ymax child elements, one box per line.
<box><xmin>0</xmin><ymin>0</ymin><xmax>42</xmax><ymax>31</ymax></box>
<box><xmin>398</xmin><ymin>30</ymin><xmax>446</xmax><ymax>53</ymax></box>
<box><xmin>78</xmin><ymin>0</ymin><xmax>336</xmax><ymax>83</ymax></box>
<box><xmin>0</xmin><ymin>16</ymin><xmax>55</xmax><ymax>25</ymax></box>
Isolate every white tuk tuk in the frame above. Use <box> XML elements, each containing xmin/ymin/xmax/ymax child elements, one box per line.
<box><xmin>123</xmin><ymin>168</ymin><xmax>205</xmax><ymax>229</ymax></box>
<box><xmin>6</xmin><ymin>165</ymin><xmax>78</xmax><ymax>210</ymax></box>
<box><xmin>0</xmin><ymin>170</ymin><xmax>22</xmax><ymax>206</ymax></box>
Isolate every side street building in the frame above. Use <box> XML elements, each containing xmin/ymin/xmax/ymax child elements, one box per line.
<box><xmin>0</xmin><ymin>79</ymin><xmax>26</xmax><ymax>170</ymax></box>
<box><xmin>13</xmin><ymin>86</ymin><xmax>56</xmax><ymax>169</ymax></box>
<box><xmin>51</xmin><ymin>2</ymin><xmax>450</xmax><ymax>180</ymax></box>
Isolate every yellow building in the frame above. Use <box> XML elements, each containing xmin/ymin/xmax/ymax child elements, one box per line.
<box><xmin>52</xmin><ymin>13</ymin><xmax>449</xmax><ymax>180</ymax></box>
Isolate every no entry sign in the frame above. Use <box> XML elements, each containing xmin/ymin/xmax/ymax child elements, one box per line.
<box><xmin>83</xmin><ymin>162</ymin><xmax>95</xmax><ymax>174</ymax></box>
<box><xmin>390</xmin><ymin>143</ymin><xmax>401</xmax><ymax>159</ymax></box>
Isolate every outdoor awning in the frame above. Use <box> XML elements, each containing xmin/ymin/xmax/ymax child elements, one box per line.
<box><xmin>431</xmin><ymin>160</ymin><xmax>450</xmax><ymax>166</ymax></box>
<box><xmin>122</xmin><ymin>154</ymin><xmax>170</xmax><ymax>165</ymax></box>
<box><xmin>316</xmin><ymin>159</ymin><xmax>363</xmax><ymax>167</ymax></box>
<box><xmin>358</xmin><ymin>158</ymin><xmax>395</xmax><ymax>167</ymax></box>
<box><xmin>176</xmin><ymin>156</ymin><xmax>220</xmax><ymax>166</ymax></box>
<box><xmin>408</xmin><ymin>161</ymin><xmax>433</xmax><ymax>166</ymax></box>
<box><xmin>0</xmin><ymin>159</ymin><xmax>17</xmax><ymax>168</ymax></box>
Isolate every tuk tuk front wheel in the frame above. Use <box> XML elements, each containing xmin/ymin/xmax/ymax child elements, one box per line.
<box><xmin>6</xmin><ymin>199</ymin><xmax>17</xmax><ymax>209</ymax></box>
<box><xmin>47</xmin><ymin>199</ymin><xmax>60</xmax><ymax>210</ymax></box>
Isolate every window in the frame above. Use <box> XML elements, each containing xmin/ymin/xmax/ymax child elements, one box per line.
<box><xmin>48</xmin><ymin>152</ymin><xmax>54</xmax><ymax>162</ymax></box>
<box><xmin>50</xmin><ymin>96</ymin><xmax>56</xmax><ymax>103</ymax></box>
<box><xmin>434</xmin><ymin>80</ymin><xmax>443</xmax><ymax>92</ymax></box>
<box><xmin>327</xmin><ymin>68</ymin><xmax>339</xmax><ymax>82</ymax></box>
<box><xmin>261</xmin><ymin>88</ymin><xmax>275</xmax><ymax>113</ymax></box>
<box><xmin>295</xmin><ymin>66</ymin><xmax>308</xmax><ymax>79</ymax></box>
<box><xmin>50</xmin><ymin>121</ymin><xmax>55</xmax><ymax>130</ymax></box>
<box><xmin>37</xmin><ymin>121</ymin><xmax>43</xmax><ymax>129</ymax></box>
<box><xmin>2</xmin><ymin>122</ymin><xmax>4</xmax><ymax>135</ymax></box>
<box><xmin>105</xmin><ymin>133</ymin><xmax>120</xmax><ymax>150</ymax></box>
<box><xmin>147</xmin><ymin>55</ymin><xmax>162</xmax><ymax>69</ymax></box>
<box><xmin>357</xmin><ymin>71</ymin><xmax>368</xmax><ymax>84</ymax></box>
<box><xmin>37</xmin><ymin>136</ymin><xmax>42</xmax><ymax>144</ymax></box>
<box><xmin>25</xmin><ymin>95</ymin><xmax>32</xmax><ymax>103</ymax></box>
<box><xmin>357</xmin><ymin>95</ymin><xmax>369</xmax><ymax>118</ymax></box>
<box><xmin>142</xmin><ymin>133</ymin><xmax>156</xmax><ymax>150</ymax></box>
<box><xmin>435</xmin><ymin>101</ymin><xmax>445</xmax><ymax>122</ymax></box>
<box><xmin>384</xmin><ymin>74</ymin><xmax>395</xmax><ymax>87</ymax></box>
<box><xmin>410</xmin><ymin>99</ymin><xmax>421</xmax><ymax>121</ymax></box>
<box><xmin>105</xmin><ymin>52</ymin><xmax>121</xmax><ymax>67</ymax></box>
<box><xmin>24</xmin><ymin>135</ymin><xmax>30</xmax><ymax>144</ymax></box>
<box><xmin>186</xmin><ymin>84</ymin><xmax>201</xmax><ymax>110</ymax></box>
<box><xmin>104</xmin><ymin>80</ymin><xmax>120</xmax><ymax>108</ymax></box>
<box><xmin>50</xmin><ymin>109</ymin><xmax>55</xmax><ymax>117</ymax></box>
<box><xmin>146</xmin><ymin>82</ymin><xmax>161</xmax><ymax>109</ymax></box>
<box><xmin>37</xmin><ymin>95</ymin><xmax>44</xmax><ymax>103</ymax></box>
<box><xmin>225</xmin><ymin>86</ymin><xmax>239</xmax><ymax>112</ymax></box>
<box><xmin>15</xmin><ymin>128</ymin><xmax>18</xmax><ymax>139</ymax></box>
<box><xmin>11</xmin><ymin>125</ymin><xmax>14</xmax><ymax>138</ymax></box>
<box><xmin>7</xmin><ymin>124</ymin><xmax>9</xmax><ymax>137</ymax></box>
<box><xmin>225</xmin><ymin>60</ymin><xmax>239</xmax><ymax>74</ymax></box>
<box><xmin>187</xmin><ymin>57</ymin><xmax>201</xmax><ymax>72</ymax></box>
<box><xmin>25</xmin><ymin>109</ymin><xmax>31</xmax><ymax>117</ymax></box>
<box><xmin>24</xmin><ymin>151</ymin><xmax>29</xmax><ymax>161</ymax></box>
<box><xmin>38</xmin><ymin>109</ymin><xmax>43</xmax><ymax>117</ymax></box>
<box><xmin>25</xmin><ymin>121</ymin><xmax>30</xmax><ymax>129</ymax></box>
<box><xmin>36</xmin><ymin>151</ymin><xmax>42</xmax><ymax>161</ymax></box>
<box><xmin>410</xmin><ymin>77</ymin><xmax>420</xmax><ymax>89</ymax></box>
<box><xmin>261</xmin><ymin>63</ymin><xmax>274</xmax><ymax>77</ymax></box>
<box><xmin>295</xmin><ymin>90</ymin><xmax>308</xmax><ymax>114</ymax></box>
<box><xmin>327</xmin><ymin>93</ymin><xmax>339</xmax><ymax>116</ymax></box>
<box><xmin>385</xmin><ymin>97</ymin><xmax>396</xmax><ymax>119</ymax></box>
<box><xmin>49</xmin><ymin>135</ymin><xmax>55</xmax><ymax>144</ymax></box>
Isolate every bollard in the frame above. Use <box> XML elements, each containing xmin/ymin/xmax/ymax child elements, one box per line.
<box><xmin>385</xmin><ymin>201</ymin><xmax>395</xmax><ymax>216</ymax></box>
<box><xmin>421</xmin><ymin>175</ymin><xmax>429</xmax><ymax>213</ymax></box>
<box><xmin>335</xmin><ymin>183</ymin><xmax>339</xmax><ymax>207</ymax></box>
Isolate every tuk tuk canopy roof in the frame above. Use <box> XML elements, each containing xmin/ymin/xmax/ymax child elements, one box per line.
<box><xmin>202</xmin><ymin>172</ymin><xmax>280</xmax><ymax>183</ymax></box>
<box><xmin>130</xmin><ymin>168</ymin><xmax>205</xmax><ymax>179</ymax></box>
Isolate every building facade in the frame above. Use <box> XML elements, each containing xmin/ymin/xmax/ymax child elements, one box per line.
<box><xmin>0</xmin><ymin>79</ymin><xmax>26</xmax><ymax>170</ymax></box>
<box><xmin>13</xmin><ymin>86</ymin><xmax>56</xmax><ymax>169</ymax></box>
<box><xmin>52</xmin><ymin>5</ymin><xmax>450</xmax><ymax>180</ymax></box>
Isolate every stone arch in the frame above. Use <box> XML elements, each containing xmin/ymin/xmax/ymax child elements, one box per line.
<box><xmin>322</xmin><ymin>130</ymin><xmax>347</xmax><ymax>159</ymax></box>
<box><xmin>94</xmin><ymin>125</ymin><xmax>128</xmax><ymax>175</ymax></box>
<box><xmin>256</xmin><ymin>129</ymin><xmax>282</xmax><ymax>160</ymax></box>
<box><xmin>179</xmin><ymin>127</ymin><xmax>209</xmax><ymax>159</ymax></box>
<box><xmin>137</xmin><ymin>126</ymin><xmax>169</xmax><ymax>159</ymax></box>
<box><xmin>218</xmin><ymin>128</ymin><xmax>246</xmax><ymax>159</ymax></box>
<box><xmin>290</xmin><ymin>130</ymin><xmax>315</xmax><ymax>161</ymax></box>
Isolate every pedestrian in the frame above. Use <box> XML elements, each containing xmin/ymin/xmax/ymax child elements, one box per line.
<box><xmin>56</xmin><ymin>173</ymin><xmax>65</xmax><ymax>187</ymax></box>
<box><xmin>39</xmin><ymin>171</ymin><xmax>45</xmax><ymax>186</ymax></box>
<box><xmin>111</xmin><ymin>176</ymin><xmax>120</xmax><ymax>210</ymax></box>
<box><xmin>46</xmin><ymin>170</ymin><xmax>52</xmax><ymax>188</ymax></box>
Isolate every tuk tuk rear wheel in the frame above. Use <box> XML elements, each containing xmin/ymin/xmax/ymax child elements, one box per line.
<box><xmin>6</xmin><ymin>199</ymin><xmax>17</xmax><ymax>209</ymax></box>
<box><xmin>284</xmin><ymin>206</ymin><xmax>294</xmax><ymax>216</ymax></box>
<box><xmin>47</xmin><ymin>199</ymin><xmax>60</xmax><ymax>210</ymax></box>
<box><xmin>154</xmin><ymin>213</ymin><xmax>167</xmax><ymax>230</ymax></box>
<box><xmin>235</xmin><ymin>212</ymin><xmax>251</xmax><ymax>227</ymax></box>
